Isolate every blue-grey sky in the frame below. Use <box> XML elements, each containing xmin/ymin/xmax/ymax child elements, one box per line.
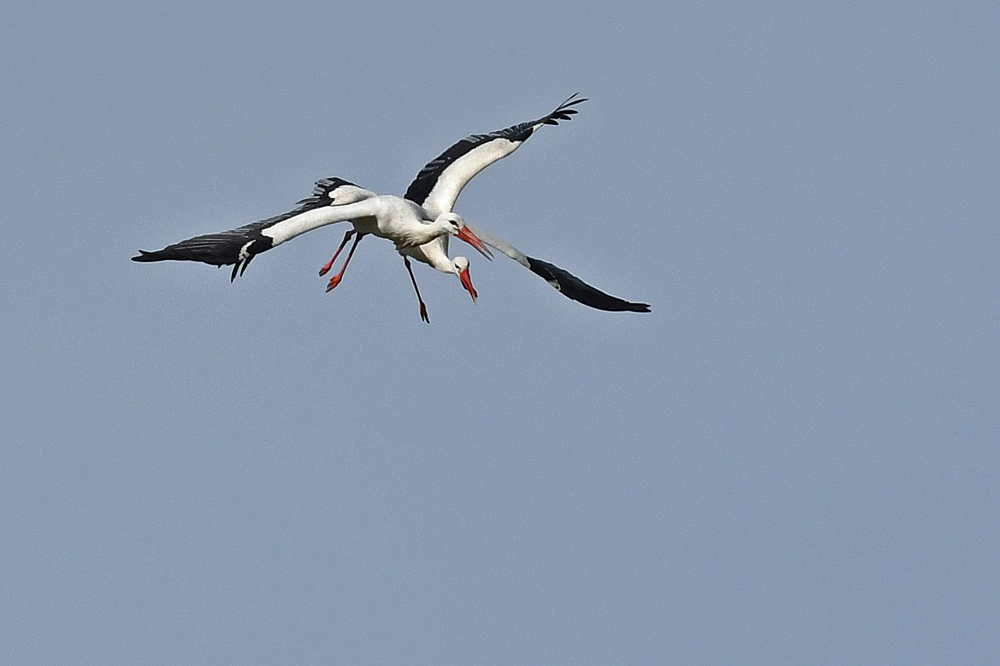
<box><xmin>2</xmin><ymin>1</ymin><xmax>998</xmax><ymax>664</ymax></box>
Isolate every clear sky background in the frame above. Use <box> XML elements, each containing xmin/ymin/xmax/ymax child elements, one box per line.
<box><xmin>2</xmin><ymin>1</ymin><xmax>998</xmax><ymax>664</ymax></box>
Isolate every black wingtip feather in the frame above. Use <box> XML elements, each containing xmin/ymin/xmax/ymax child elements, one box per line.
<box><xmin>541</xmin><ymin>94</ymin><xmax>587</xmax><ymax>125</ymax></box>
<box><xmin>131</xmin><ymin>250</ymin><xmax>159</xmax><ymax>262</ymax></box>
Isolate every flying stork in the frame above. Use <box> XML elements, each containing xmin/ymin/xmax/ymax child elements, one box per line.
<box><xmin>132</xmin><ymin>94</ymin><xmax>650</xmax><ymax>318</ymax></box>
<box><xmin>395</xmin><ymin>93</ymin><xmax>650</xmax><ymax>313</ymax></box>
<box><xmin>131</xmin><ymin>179</ymin><xmax>492</xmax><ymax>283</ymax></box>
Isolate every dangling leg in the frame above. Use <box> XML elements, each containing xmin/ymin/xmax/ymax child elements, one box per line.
<box><xmin>319</xmin><ymin>230</ymin><xmax>355</xmax><ymax>276</ymax></box>
<box><xmin>403</xmin><ymin>256</ymin><xmax>430</xmax><ymax>323</ymax></box>
<box><xmin>325</xmin><ymin>232</ymin><xmax>366</xmax><ymax>292</ymax></box>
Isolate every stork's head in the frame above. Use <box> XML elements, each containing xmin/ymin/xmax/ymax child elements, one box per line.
<box><xmin>452</xmin><ymin>256</ymin><xmax>478</xmax><ymax>303</ymax></box>
<box><xmin>435</xmin><ymin>213</ymin><xmax>493</xmax><ymax>261</ymax></box>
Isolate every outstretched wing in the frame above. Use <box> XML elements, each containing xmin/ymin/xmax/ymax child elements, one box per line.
<box><xmin>131</xmin><ymin>178</ymin><xmax>375</xmax><ymax>281</ymax></box>
<box><xmin>131</xmin><ymin>220</ymin><xmax>276</xmax><ymax>281</ymax></box>
<box><xmin>404</xmin><ymin>94</ymin><xmax>586</xmax><ymax>214</ymax></box>
<box><xmin>465</xmin><ymin>223</ymin><xmax>650</xmax><ymax>313</ymax></box>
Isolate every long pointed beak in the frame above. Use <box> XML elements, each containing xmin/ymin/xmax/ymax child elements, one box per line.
<box><xmin>458</xmin><ymin>265</ymin><xmax>478</xmax><ymax>303</ymax></box>
<box><xmin>456</xmin><ymin>226</ymin><xmax>494</xmax><ymax>260</ymax></box>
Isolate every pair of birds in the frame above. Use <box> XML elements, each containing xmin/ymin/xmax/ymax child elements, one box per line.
<box><xmin>133</xmin><ymin>95</ymin><xmax>650</xmax><ymax>321</ymax></box>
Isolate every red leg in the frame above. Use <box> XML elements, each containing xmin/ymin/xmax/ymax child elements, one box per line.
<box><xmin>319</xmin><ymin>230</ymin><xmax>355</xmax><ymax>276</ymax></box>
<box><xmin>325</xmin><ymin>232</ymin><xmax>365</xmax><ymax>292</ymax></box>
<box><xmin>403</xmin><ymin>256</ymin><xmax>430</xmax><ymax>323</ymax></box>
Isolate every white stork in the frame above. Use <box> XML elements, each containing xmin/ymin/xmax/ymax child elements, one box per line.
<box><xmin>395</xmin><ymin>93</ymin><xmax>650</xmax><ymax>313</ymax></box>
<box><xmin>130</xmin><ymin>179</ymin><xmax>492</xmax><ymax>283</ymax></box>
<box><xmin>132</xmin><ymin>94</ymin><xmax>649</xmax><ymax>318</ymax></box>
<box><xmin>312</xmin><ymin>179</ymin><xmax>482</xmax><ymax>322</ymax></box>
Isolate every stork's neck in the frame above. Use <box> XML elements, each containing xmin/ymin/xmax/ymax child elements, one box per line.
<box><xmin>426</xmin><ymin>253</ymin><xmax>459</xmax><ymax>275</ymax></box>
<box><xmin>413</xmin><ymin>219</ymin><xmax>450</xmax><ymax>246</ymax></box>
<box><xmin>413</xmin><ymin>239</ymin><xmax>456</xmax><ymax>275</ymax></box>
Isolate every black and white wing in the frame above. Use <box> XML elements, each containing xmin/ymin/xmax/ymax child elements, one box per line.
<box><xmin>309</xmin><ymin>177</ymin><xmax>378</xmax><ymax>206</ymax></box>
<box><xmin>404</xmin><ymin>94</ymin><xmax>586</xmax><ymax>214</ymax></box>
<box><xmin>465</xmin><ymin>223</ymin><xmax>650</xmax><ymax>313</ymax></box>
<box><xmin>131</xmin><ymin>178</ymin><xmax>375</xmax><ymax>281</ymax></box>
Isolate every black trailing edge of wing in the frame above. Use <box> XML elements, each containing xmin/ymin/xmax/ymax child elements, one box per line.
<box><xmin>526</xmin><ymin>256</ymin><xmax>650</xmax><ymax>313</ymax></box>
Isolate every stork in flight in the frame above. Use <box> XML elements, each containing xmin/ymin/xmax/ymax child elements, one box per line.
<box><xmin>310</xmin><ymin>179</ymin><xmax>482</xmax><ymax>322</ymax></box>
<box><xmin>131</xmin><ymin>180</ymin><xmax>492</xmax><ymax>284</ymax></box>
<box><xmin>393</xmin><ymin>94</ymin><xmax>650</xmax><ymax>314</ymax></box>
<box><xmin>132</xmin><ymin>94</ymin><xmax>649</xmax><ymax>318</ymax></box>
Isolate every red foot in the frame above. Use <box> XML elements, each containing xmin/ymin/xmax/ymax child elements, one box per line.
<box><xmin>326</xmin><ymin>275</ymin><xmax>343</xmax><ymax>292</ymax></box>
<box><xmin>319</xmin><ymin>259</ymin><xmax>334</xmax><ymax>277</ymax></box>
